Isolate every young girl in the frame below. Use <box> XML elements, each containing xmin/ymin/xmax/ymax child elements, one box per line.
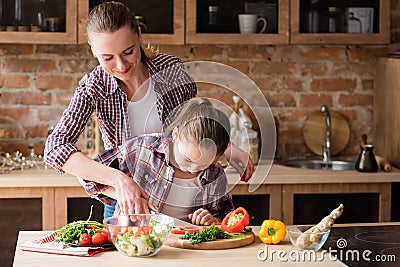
<box><xmin>83</xmin><ymin>98</ymin><xmax>234</xmax><ymax>225</ymax></box>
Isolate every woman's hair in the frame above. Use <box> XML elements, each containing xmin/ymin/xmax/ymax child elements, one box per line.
<box><xmin>86</xmin><ymin>1</ymin><xmax>158</xmax><ymax>58</ymax></box>
<box><xmin>166</xmin><ymin>98</ymin><xmax>231</xmax><ymax>157</ymax></box>
<box><xmin>86</xmin><ymin>1</ymin><xmax>140</xmax><ymax>43</ymax></box>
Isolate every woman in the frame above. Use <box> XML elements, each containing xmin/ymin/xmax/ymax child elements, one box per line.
<box><xmin>44</xmin><ymin>2</ymin><xmax>253</xmax><ymax>217</ymax></box>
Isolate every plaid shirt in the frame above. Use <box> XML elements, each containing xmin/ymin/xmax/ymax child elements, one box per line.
<box><xmin>44</xmin><ymin>51</ymin><xmax>197</xmax><ymax>172</ymax></box>
<box><xmin>84</xmin><ymin>131</ymin><xmax>234</xmax><ymax>220</ymax></box>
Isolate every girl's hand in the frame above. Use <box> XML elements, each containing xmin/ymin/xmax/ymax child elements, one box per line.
<box><xmin>188</xmin><ymin>208</ymin><xmax>219</xmax><ymax>225</ymax></box>
<box><xmin>224</xmin><ymin>143</ymin><xmax>254</xmax><ymax>182</ymax></box>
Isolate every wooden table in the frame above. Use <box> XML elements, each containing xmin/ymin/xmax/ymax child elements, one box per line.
<box><xmin>13</xmin><ymin>226</ymin><xmax>347</xmax><ymax>267</ymax></box>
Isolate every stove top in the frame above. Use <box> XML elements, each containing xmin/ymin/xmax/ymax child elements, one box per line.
<box><xmin>322</xmin><ymin>225</ymin><xmax>400</xmax><ymax>266</ymax></box>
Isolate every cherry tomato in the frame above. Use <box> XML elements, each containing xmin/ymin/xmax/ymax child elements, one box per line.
<box><xmin>79</xmin><ymin>234</ymin><xmax>92</xmax><ymax>246</ymax></box>
<box><xmin>92</xmin><ymin>232</ymin><xmax>106</xmax><ymax>245</ymax></box>
<box><xmin>111</xmin><ymin>232</ymin><xmax>118</xmax><ymax>239</ymax></box>
<box><xmin>171</xmin><ymin>229</ymin><xmax>186</xmax><ymax>235</ymax></box>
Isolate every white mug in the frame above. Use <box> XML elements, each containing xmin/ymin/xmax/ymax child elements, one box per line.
<box><xmin>238</xmin><ymin>14</ymin><xmax>267</xmax><ymax>34</ymax></box>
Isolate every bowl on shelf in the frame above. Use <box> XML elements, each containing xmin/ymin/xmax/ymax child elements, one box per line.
<box><xmin>103</xmin><ymin>214</ymin><xmax>174</xmax><ymax>257</ymax></box>
<box><xmin>287</xmin><ymin>225</ymin><xmax>330</xmax><ymax>251</ymax></box>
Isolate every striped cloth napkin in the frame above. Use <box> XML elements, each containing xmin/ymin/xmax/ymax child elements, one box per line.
<box><xmin>20</xmin><ymin>231</ymin><xmax>106</xmax><ymax>256</ymax></box>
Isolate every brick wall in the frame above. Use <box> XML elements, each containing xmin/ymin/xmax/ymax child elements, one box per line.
<box><xmin>1</xmin><ymin>3</ymin><xmax>400</xmax><ymax>159</ymax></box>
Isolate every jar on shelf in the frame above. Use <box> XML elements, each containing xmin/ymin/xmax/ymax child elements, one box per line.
<box><xmin>307</xmin><ymin>9</ymin><xmax>319</xmax><ymax>33</ymax></box>
<box><xmin>31</xmin><ymin>0</ymin><xmax>46</xmax><ymax>31</ymax></box>
<box><xmin>328</xmin><ymin>7</ymin><xmax>338</xmax><ymax>33</ymax></box>
<box><xmin>208</xmin><ymin>0</ymin><xmax>219</xmax><ymax>25</ymax></box>
<box><xmin>232</xmin><ymin>122</ymin><xmax>259</xmax><ymax>164</ymax></box>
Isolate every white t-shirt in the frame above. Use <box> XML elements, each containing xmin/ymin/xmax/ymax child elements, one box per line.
<box><xmin>161</xmin><ymin>173</ymin><xmax>203</xmax><ymax>222</ymax></box>
<box><xmin>127</xmin><ymin>79</ymin><xmax>163</xmax><ymax>136</ymax></box>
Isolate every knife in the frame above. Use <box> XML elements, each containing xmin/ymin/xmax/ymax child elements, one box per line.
<box><xmin>152</xmin><ymin>212</ymin><xmax>201</xmax><ymax>229</ymax></box>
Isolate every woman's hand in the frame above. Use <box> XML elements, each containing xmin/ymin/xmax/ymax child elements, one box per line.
<box><xmin>62</xmin><ymin>152</ymin><xmax>150</xmax><ymax>214</ymax></box>
<box><xmin>105</xmin><ymin>186</ymin><xmax>154</xmax><ymax>215</ymax></box>
<box><xmin>224</xmin><ymin>143</ymin><xmax>254</xmax><ymax>182</ymax></box>
<box><xmin>112</xmin><ymin>171</ymin><xmax>145</xmax><ymax>214</ymax></box>
<box><xmin>188</xmin><ymin>208</ymin><xmax>219</xmax><ymax>225</ymax></box>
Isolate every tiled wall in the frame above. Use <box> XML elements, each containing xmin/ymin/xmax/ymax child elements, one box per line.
<box><xmin>2</xmin><ymin>3</ymin><xmax>400</xmax><ymax>159</ymax></box>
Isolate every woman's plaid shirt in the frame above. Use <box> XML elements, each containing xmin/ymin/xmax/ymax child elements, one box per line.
<box><xmin>44</xmin><ymin>52</ymin><xmax>197</xmax><ymax>172</ymax></box>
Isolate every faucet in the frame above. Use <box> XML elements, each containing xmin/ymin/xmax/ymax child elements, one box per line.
<box><xmin>320</xmin><ymin>105</ymin><xmax>331</xmax><ymax>161</ymax></box>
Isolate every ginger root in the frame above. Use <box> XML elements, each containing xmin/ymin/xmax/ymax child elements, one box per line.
<box><xmin>295</xmin><ymin>204</ymin><xmax>344</xmax><ymax>249</ymax></box>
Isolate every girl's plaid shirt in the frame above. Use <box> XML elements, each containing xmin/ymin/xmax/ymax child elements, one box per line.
<box><xmin>84</xmin><ymin>131</ymin><xmax>234</xmax><ymax>220</ymax></box>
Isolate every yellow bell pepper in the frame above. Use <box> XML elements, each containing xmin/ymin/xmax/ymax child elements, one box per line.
<box><xmin>258</xmin><ymin>219</ymin><xmax>286</xmax><ymax>244</ymax></box>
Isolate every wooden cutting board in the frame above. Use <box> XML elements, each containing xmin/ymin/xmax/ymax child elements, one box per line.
<box><xmin>303</xmin><ymin>110</ymin><xmax>350</xmax><ymax>156</ymax></box>
<box><xmin>165</xmin><ymin>231</ymin><xmax>255</xmax><ymax>250</ymax></box>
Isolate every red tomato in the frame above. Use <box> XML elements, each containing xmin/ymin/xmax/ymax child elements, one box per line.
<box><xmin>141</xmin><ymin>226</ymin><xmax>152</xmax><ymax>235</ymax></box>
<box><xmin>79</xmin><ymin>234</ymin><xmax>92</xmax><ymax>246</ymax></box>
<box><xmin>186</xmin><ymin>228</ymin><xmax>201</xmax><ymax>234</ymax></box>
<box><xmin>111</xmin><ymin>233</ymin><xmax>119</xmax><ymax>239</ymax></box>
<box><xmin>101</xmin><ymin>231</ymin><xmax>110</xmax><ymax>243</ymax></box>
<box><xmin>171</xmin><ymin>229</ymin><xmax>186</xmax><ymax>235</ymax></box>
<box><xmin>135</xmin><ymin>226</ymin><xmax>153</xmax><ymax>237</ymax></box>
<box><xmin>92</xmin><ymin>232</ymin><xmax>106</xmax><ymax>245</ymax></box>
<box><xmin>211</xmin><ymin>223</ymin><xmax>222</xmax><ymax>229</ymax></box>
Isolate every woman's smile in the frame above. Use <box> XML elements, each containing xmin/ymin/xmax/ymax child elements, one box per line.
<box><xmin>114</xmin><ymin>65</ymin><xmax>132</xmax><ymax>75</ymax></box>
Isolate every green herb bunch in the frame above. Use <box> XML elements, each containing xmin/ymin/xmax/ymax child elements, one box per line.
<box><xmin>180</xmin><ymin>225</ymin><xmax>232</xmax><ymax>244</ymax></box>
<box><xmin>54</xmin><ymin>205</ymin><xmax>104</xmax><ymax>246</ymax></box>
<box><xmin>54</xmin><ymin>220</ymin><xmax>104</xmax><ymax>245</ymax></box>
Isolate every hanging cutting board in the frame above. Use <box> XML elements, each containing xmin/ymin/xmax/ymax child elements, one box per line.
<box><xmin>165</xmin><ymin>231</ymin><xmax>255</xmax><ymax>250</ymax></box>
<box><xmin>303</xmin><ymin>110</ymin><xmax>350</xmax><ymax>156</ymax></box>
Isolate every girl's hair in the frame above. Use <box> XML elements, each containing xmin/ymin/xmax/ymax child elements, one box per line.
<box><xmin>166</xmin><ymin>98</ymin><xmax>231</xmax><ymax>156</ymax></box>
<box><xmin>87</xmin><ymin>1</ymin><xmax>140</xmax><ymax>43</ymax></box>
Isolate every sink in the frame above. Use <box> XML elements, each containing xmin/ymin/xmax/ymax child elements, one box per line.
<box><xmin>278</xmin><ymin>158</ymin><xmax>355</xmax><ymax>171</ymax></box>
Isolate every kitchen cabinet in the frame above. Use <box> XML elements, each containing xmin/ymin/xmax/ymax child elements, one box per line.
<box><xmin>282</xmin><ymin>183</ymin><xmax>391</xmax><ymax>224</ymax></box>
<box><xmin>292</xmin><ymin>192</ymin><xmax>380</xmax><ymax>224</ymax></box>
<box><xmin>77</xmin><ymin>0</ymin><xmax>185</xmax><ymax>44</ymax></box>
<box><xmin>55</xmin><ymin>188</ymin><xmax>103</xmax><ymax>226</ymax></box>
<box><xmin>186</xmin><ymin>0</ymin><xmax>389</xmax><ymax>45</ymax></box>
<box><xmin>0</xmin><ymin>187</ymin><xmax>54</xmax><ymax>230</ymax></box>
<box><xmin>290</xmin><ymin>0</ymin><xmax>390</xmax><ymax>44</ymax></box>
<box><xmin>374</xmin><ymin>57</ymin><xmax>400</xmax><ymax>225</ymax></box>
<box><xmin>0</xmin><ymin>188</ymin><xmax>53</xmax><ymax>267</ymax></box>
<box><xmin>0</xmin><ymin>199</ymin><xmax>42</xmax><ymax>267</ymax></box>
<box><xmin>185</xmin><ymin>0</ymin><xmax>289</xmax><ymax>45</ymax></box>
<box><xmin>0</xmin><ymin>0</ymin><xmax>184</xmax><ymax>45</ymax></box>
<box><xmin>0</xmin><ymin>0</ymin><xmax>77</xmax><ymax>44</ymax></box>
<box><xmin>0</xmin><ymin>0</ymin><xmax>390</xmax><ymax>45</ymax></box>
<box><xmin>232</xmin><ymin>194</ymin><xmax>270</xmax><ymax>225</ymax></box>
<box><xmin>374</xmin><ymin>57</ymin><xmax>400</xmax><ymax>169</ymax></box>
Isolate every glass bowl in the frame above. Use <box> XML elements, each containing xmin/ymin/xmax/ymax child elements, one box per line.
<box><xmin>287</xmin><ymin>225</ymin><xmax>330</xmax><ymax>251</ymax></box>
<box><xmin>103</xmin><ymin>214</ymin><xmax>174</xmax><ymax>257</ymax></box>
